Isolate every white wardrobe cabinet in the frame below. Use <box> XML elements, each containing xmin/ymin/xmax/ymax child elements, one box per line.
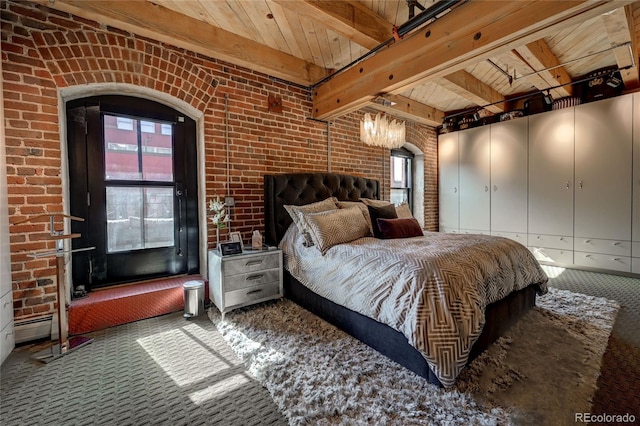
<box><xmin>490</xmin><ymin>118</ymin><xmax>528</xmax><ymax>234</ymax></box>
<box><xmin>573</xmin><ymin>95</ymin><xmax>633</xmax><ymax>272</ymax></box>
<box><xmin>438</xmin><ymin>132</ymin><xmax>459</xmax><ymax>233</ymax></box>
<box><xmin>528</xmin><ymin>107</ymin><xmax>575</xmax><ymax>238</ymax></box>
<box><xmin>574</xmin><ymin>96</ymin><xmax>633</xmax><ymax>241</ymax></box>
<box><xmin>458</xmin><ymin>126</ymin><xmax>490</xmax><ymax>233</ymax></box>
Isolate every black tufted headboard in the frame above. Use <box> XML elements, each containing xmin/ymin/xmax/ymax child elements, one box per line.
<box><xmin>264</xmin><ymin>172</ymin><xmax>380</xmax><ymax>246</ymax></box>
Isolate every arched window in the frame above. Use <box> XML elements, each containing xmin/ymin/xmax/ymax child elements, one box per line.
<box><xmin>390</xmin><ymin>147</ymin><xmax>414</xmax><ymax>211</ymax></box>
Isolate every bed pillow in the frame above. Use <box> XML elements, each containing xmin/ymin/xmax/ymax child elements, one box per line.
<box><xmin>360</xmin><ymin>198</ymin><xmax>392</xmax><ymax>208</ymax></box>
<box><xmin>377</xmin><ymin>217</ymin><xmax>424</xmax><ymax>239</ymax></box>
<box><xmin>284</xmin><ymin>197</ymin><xmax>338</xmax><ymax>246</ymax></box>
<box><xmin>336</xmin><ymin>201</ymin><xmax>373</xmax><ymax>236</ymax></box>
<box><xmin>395</xmin><ymin>202</ymin><xmax>413</xmax><ymax>218</ymax></box>
<box><xmin>367</xmin><ymin>203</ymin><xmax>398</xmax><ymax>238</ymax></box>
<box><xmin>303</xmin><ymin>207</ymin><xmax>370</xmax><ymax>255</ymax></box>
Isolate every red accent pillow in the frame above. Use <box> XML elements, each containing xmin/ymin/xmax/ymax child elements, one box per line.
<box><xmin>376</xmin><ymin>218</ymin><xmax>424</xmax><ymax>239</ymax></box>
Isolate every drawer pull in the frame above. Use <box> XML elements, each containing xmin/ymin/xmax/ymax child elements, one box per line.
<box><xmin>585</xmin><ymin>240</ymin><xmax>591</xmax><ymax>244</ymax></box>
<box><xmin>560</xmin><ymin>237</ymin><xmax>565</xmax><ymax>241</ymax></box>
<box><xmin>613</xmin><ymin>242</ymin><xmax>621</xmax><ymax>246</ymax></box>
<box><xmin>613</xmin><ymin>258</ymin><xmax>622</xmax><ymax>262</ymax></box>
<box><xmin>246</xmin><ymin>289</ymin><xmax>263</xmax><ymax>296</ymax></box>
<box><xmin>245</xmin><ymin>260</ymin><xmax>264</xmax><ymax>267</ymax></box>
<box><xmin>246</xmin><ymin>274</ymin><xmax>264</xmax><ymax>281</ymax></box>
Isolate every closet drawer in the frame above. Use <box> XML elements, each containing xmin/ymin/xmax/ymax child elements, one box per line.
<box><xmin>491</xmin><ymin>231</ymin><xmax>527</xmax><ymax>246</ymax></box>
<box><xmin>459</xmin><ymin>229</ymin><xmax>490</xmax><ymax>236</ymax></box>
<box><xmin>632</xmin><ymin>242</ymin><xmax>640</xmax><ymax>258</ymax></box>
<box><xmin>439</xmin><ymin>227</ymin><xmax>458</xmax><ymax>234</ymax></box>
<box><xmin>574</xmin><ymin>238</ymin><xmax>631</xmax><ymax>256</ymax></box>
<box><xmin>574</xmin><ymin>252</ymin><xmax>631</xmax><ymax>273</ymax></box>
<box><xmin>1</xmin><ymin>321</ymin><xmax>15</xmax><ymax>364</ymax></box>
<box><xmin>0</xmin><ymin>292</ymin><xmax>13</xmax><ymax>330</ymax></box>
<box><xmin>529</xmin><ymin>247</ymin><xmax>573</xmax><ymax>265</ymax></box>
<box><xmin>528</xmin><ymin>234</ymin><xmax>573</xmax><ymax>250</ymax></box>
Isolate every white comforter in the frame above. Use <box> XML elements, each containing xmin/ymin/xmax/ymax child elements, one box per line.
<box><xmin>279</xmin><ymin>225</ymin><xmax>548</xmax><ymax>387</ymax></box>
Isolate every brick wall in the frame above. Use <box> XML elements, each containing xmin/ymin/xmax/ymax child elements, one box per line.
<box><xmin>1</xmin><ymin>0</ymin><xmax>439</xmax><ymax>323</ymax></box>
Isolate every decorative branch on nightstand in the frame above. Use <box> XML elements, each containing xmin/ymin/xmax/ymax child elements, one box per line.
<box><xmin>208</xmin><ymin>195</ymin><xmax>230</xmax><ymax>248</ymax></box>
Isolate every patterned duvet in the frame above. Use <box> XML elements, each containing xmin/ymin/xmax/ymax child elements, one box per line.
<box><xmin>279</xmin><ymin>225</ymin><xmax>548</xmax><ymax>387</ymax></box>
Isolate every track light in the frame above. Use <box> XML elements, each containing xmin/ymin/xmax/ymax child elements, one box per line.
<box><xmin>543</xmin><ymin>91</ymin><xmax>553</xmax><ymax>105</ymax></box>
<box><xmin>472</xmin><ymin>111</ymin><xmax>480</xmax><ymax>121</ymax></box>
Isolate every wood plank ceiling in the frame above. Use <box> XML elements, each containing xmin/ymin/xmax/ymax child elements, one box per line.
<box><xmin>38</xmin><ymin>0</ymin><xmax>640</xmax><ymax>127</ymax></box>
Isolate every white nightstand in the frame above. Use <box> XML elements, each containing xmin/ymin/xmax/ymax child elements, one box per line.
<box><xmin>208</xmin><ymin>248</ymin><xmax>283</xmax><ymax>319</ymax></box>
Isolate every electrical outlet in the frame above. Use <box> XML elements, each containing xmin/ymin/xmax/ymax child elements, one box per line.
<box><xmin>225</xmin><ymin>197</ymin><xmax>235</xmax><ymax>207</ymax></box>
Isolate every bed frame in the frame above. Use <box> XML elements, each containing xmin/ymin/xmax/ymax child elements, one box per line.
<box><xmin>264</xmin><ymin>172</ymin><xmax>536</xmax><ymax>387</ymax></box>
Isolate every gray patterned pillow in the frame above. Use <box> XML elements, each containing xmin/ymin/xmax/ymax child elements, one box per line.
<box><xmin>336</xmin><ymin>201</ymin><xmax>373</xmax><ymax>236</ymax></box>
<box><xmin>284</xmin><ymin>197</ymin><xmax>338</xmax><ymax>246</ymax></box>
<box><xmin>303</xmin><ymin>207</ymin><xmax>370</xmax><ymax>255</ymax></box>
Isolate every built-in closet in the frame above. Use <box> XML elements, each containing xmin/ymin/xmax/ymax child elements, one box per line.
<box><xmin>438</xmin><ymin>92</ymin><xmax>639</xmax><ymax>275</ymax></box>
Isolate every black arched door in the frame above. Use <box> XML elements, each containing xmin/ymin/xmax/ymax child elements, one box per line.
<box><xmin>67</xmin><ymin>95</ymin><xmax>199</xmax><ymax>291</ymax></box>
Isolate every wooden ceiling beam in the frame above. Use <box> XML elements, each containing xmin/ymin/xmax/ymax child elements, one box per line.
<box><xmin>312</xmin><ymin>0</ymin><xmax>634</xmax><ymax>120</ymax></box>
<box><xmin>367</xmin><ymin>94</ymin><xmax>444</xmax><ymax>127</ymax></box>
<box><xmin>272</xmin><ymin>0</ymin><xmax>392</xmax><ymax>50</ymax></box>
<box><xmin>514</xmin><ymin>39</ymin><xmax>573</xmax><ymax>97</ymax></box>
<box><xmin>439</xmin><ymin>70</ymin><xmax>506</xmax><ymax>113</ymax></box>
<box><xmin>602</xmin><ymin>5</ymin><xmax>640</xmax><ymax>90</ymax></box>
<box><xmin>32</xmin><ymin>0</ymin><xmax>328</xmax><ymax>86</ymax></box>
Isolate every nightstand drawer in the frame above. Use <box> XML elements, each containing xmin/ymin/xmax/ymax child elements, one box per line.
<box><xmin>225</xmin><ymin>282</ymin><xmax>281</xmax><ymax>308</ymax></box>
<box><xmin>223</xmin><ymin>253</ymin><xmax>280</xmax><ymax>276</ymax></box>
<box><xmin>224</xmin><ymin>268</ymin><xmax>280</xmax><ymax>292</ymax></box>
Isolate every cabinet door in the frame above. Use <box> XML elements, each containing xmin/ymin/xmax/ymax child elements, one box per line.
<box><xmin>438</xmin><ymin>132</ymin><xmax>459</xmax><ymax>231</ymax></box>
<box><xmin>574</xmin><ymin>95</ymin><xmax>632</xmax><ymax>241</ymax></box>
<box><xmin>528</xmin><ymin>108</ymin><xmax>574</xmax><ymax>236</ymax></box>
<box><xmin>490</xmin><ymin>117</ymin><xmax>528</xmax><ymax>234</ymax></box>
<box><xmin>633</xmin><ymin>93</ymin><xmax>640</xmax><ymax>244</ymax></box>
<box><xmin>459</xmin><ymin>126</ymin><xmax>490</xmax><ymax>231</ymax></box>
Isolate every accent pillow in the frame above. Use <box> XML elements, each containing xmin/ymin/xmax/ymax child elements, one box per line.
<box><xmin>395</xmin><ymin>202</ymin><xmax>413</xmax><ymax>218</ymax></box>
<box><xmin>367</xmin><ymin>203</ymin><xmax>398</xmax><ymax>238</ymax></box>
<box><xmin>303</xmin><ymin>207</ymin><xmax>370</xmax><ymax>255</ymax></box>
<box><xmin>377</xmin><ymin>218</ymin><xmax>424</xmax><ymax>239</ymax></box>
<box><xmin>284</xmin><ymin>197</ymin><xmax>338</xmax><ymax>246</ymax></box>
<box><xmin>360</xmin><ymin>198</ymin><xmax>392</xmax><ymax>208</ymax></box>
<box><xmin>336</xmin><ymin>201</ymin><xmax>373</xmax><ymax>236</ymax></box>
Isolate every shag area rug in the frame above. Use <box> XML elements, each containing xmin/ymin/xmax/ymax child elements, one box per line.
<box><xmin>208</xmin><ymin>288</ymin><xmax>618</xmax><ymax>425</ymax></box>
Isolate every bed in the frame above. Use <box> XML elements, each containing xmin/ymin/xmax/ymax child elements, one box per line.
<box><xmin>264</xmin><ymin>172</ymin><xmax>548</xmax><ymax>387</ymax></box>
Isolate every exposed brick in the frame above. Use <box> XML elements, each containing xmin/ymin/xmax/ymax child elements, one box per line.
<box><xmin>4</xmin><ymin>0</ymin><xmax>439</xmax><ymax>326</ymax></box>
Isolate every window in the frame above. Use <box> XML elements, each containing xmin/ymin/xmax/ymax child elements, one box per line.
<box><xmin>390</xmin><ymin>148</ymin><xmax>414</xmax><ymax>210</ymax></box>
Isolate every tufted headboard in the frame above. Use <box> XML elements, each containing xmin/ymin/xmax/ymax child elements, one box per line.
<box><xmin>264</xmin><ymin>172</ymin><xmax>380</xmax><ymax>246</ymax></box>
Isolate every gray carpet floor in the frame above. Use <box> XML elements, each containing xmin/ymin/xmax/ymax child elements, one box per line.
<box><xmin>1</xmin><ymin>267</ymin><xmax>638</xmax><ymax>425</ymax></box>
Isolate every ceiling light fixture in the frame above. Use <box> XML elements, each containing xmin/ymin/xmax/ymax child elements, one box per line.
<box><xmin>543</xmin><ymin>90</ymin><xmax>554</xmax><ymax>105</ymax></box>
<box><xmin>360</xmin><ymin>112</ymin><xmax>406</xmax><ymax>149</ymax></box>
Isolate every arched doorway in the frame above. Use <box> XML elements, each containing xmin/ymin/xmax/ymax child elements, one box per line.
<box><xmin>66</xmin><ymin>95</ymin><xmax>199</xmax><ymax>293</ymax></box>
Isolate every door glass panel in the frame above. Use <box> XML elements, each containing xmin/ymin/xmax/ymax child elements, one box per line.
<box><xmin>104</xmin><ymin>114</ymin><xmax>173</xmax><ymax>182</ymax></box>
<box><xmin>106</xmin><ymin>186</ymin><xmax>174</xmax><ymax>253</ymax></box>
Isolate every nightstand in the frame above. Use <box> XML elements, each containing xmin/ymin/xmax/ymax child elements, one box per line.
<box><xmin>208</xmin><ymin>248</ymin><xmax>283</xmax><ymax>319</ymax></box>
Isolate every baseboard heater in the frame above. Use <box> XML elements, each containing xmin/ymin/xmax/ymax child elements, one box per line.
<box><xmin>14</xmin><ymin>316</ymin><xmax>52</xmax><ymax>344</ymax></box>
